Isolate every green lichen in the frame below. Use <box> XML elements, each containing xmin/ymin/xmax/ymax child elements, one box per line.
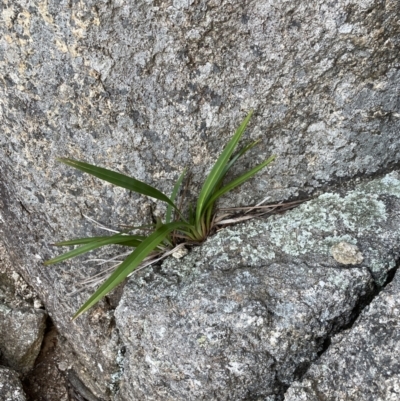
<box><xmin>367</xmin><ymin>249</ymin><xmax>398</xmax><ymax>286</ymax></box>
<box><xmin>327</xmin><ymin>273</ymin><xmax>352</xmax><ymax>290</ymax></box>
<box><xmin>188</xmin><ymin>177</ymin><xmax>390</xmax><ymax>262</ymax></box>
<box><xmin>360</xmin><ymin>172</ymin><xmax>400</xmax><ymax>198</ymax></box>
<box><xmin>197</xmin><ymin>335</ymin><xmax>208</xmax><ymax>347</ymax></box>
<box><xmin>260</xmin><ymin>188</ymin><xmax>388</xmax><ymax>257</ymax></box>
<box><xmin>242</xmin><ymin>243</ymin><xmax>276</xmax><ymax>264</ymax></box>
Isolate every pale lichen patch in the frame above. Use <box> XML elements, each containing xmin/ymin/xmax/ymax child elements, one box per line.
<box><xmin>361</xmin><ymin>172</ymin><xmax>400</xmax><ymax>198</ymax></box>
<box><xmin>55</xmin><ymin>38</ymin><xmax>69</xmax><ymax>53</ymax></box>
<box><xmin>330</xmin><ymin>242</ymin><xmax>364</xmax><ymax>265</ymax></box>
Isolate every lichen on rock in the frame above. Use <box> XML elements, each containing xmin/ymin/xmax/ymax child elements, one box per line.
<box><xmin>330</xmin><ymin>242</ymin><xmax>364</xmax><ymax>265</ymax></box>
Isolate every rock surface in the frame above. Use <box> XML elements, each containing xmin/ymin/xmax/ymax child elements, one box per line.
<box><xmin>0</xmin><ymin>0</ymin><xmax>399</xmax><ymax>213</ymax></box>
<box><xmin>114</xmin><ymin>172</ymin><xmax>400</xmax><ymax>400</ymax></box>
<box><xmin>116</xmin><ymin>260</ymin><xmax>372</xmax><ymax>401</ymax></box>
<box><xmin>0</xmin><ymin>179</ymin><xmax>119</xmax><ymax>400</ymax></box>
<box><xmin>0</xmin><ymin>244</ymin><xmax>73</xmax><ymax>400</ymax></box>
<box><xmin>285</xmin><ymin>268</ymin><xmax>400</xmax><ymax>401</ymax></box>
<box><xmin>0</xmin><ymin>244</ymin><xmax>47</xmax><ymax>374</ymax></box>
<box><xmin>0</xmin><ymin>304</ymin><xmax>47</xmax><ymax>374</ymax></box>
<box><xmin>0</xmin><ymin>0</ymin><xmax>399</xmax><ymax>399</ymax></box>
<box><xmin>0</xmin><ymin>366</ymin><xmax>27</xmax><ymax>401</ymax></box>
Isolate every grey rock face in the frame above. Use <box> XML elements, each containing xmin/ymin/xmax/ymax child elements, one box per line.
<box><xmin>0</xmin><ymin>366</ymin><xmax>27</xmax><ymax>401</ymax></box>
<box><xmin>115</xmin><ymin>172</ymin><xmax>400</xmax><ymax>401</ymax></box>
<box><xmin>0</xmin><ymin>177</ymin><xmax>121</xmax><ymax>399</ymax></box>
<box><xmin>0</xmin><ymin>0</ymin><xmax>399</xmax><ymax>211</ymax></box>
<box><xmin>0</xmin><ymin>304</ymin><xmax>46</xmax><ymax>374</ymax></box>
<box><xmin>116</xmin><ymin>263</ymin><xmax>372</xmax><ymax>401</ymax></box>
<box><xmin>284</xmin><ymin>269</ymin><xmax>400</xmax><ymax>401</ymax></box>
<box><xmin>0</xmin><ymin>245</ymin><xmax>47</xmax><ymax>373</ymax></box>
<box><xmin>0</xmin><ymin>0</ymin><xmax>399</xmax><ymax>398</ymax></box>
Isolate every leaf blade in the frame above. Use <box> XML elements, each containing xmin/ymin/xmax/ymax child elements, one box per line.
<box><xmin>45</xmin><ymin>234</ymin><xmax>145</xmax><ymax>265</ymax></box>
<box><xmin>72</xmin><ymin>221</ymin><xmax>188</xmax><ymax>319</ymax></box>
<box><xmin>166</xmin><ymin>168</ymin><xmax>186</xmax><ymax>224</ymax></box>
<box><xmin>211</xmin><ymin>140</ymin><xmax>261</xmax><ymax>200</ymax></box>
<box><xmin>58</xmin><ymin>158</ymin><xmax>177</xmax><ymax>209</ymax></box>
<box><xmin>203</xmin><ymin>155</ymin><xmax>276</xmax><ymax>211</ymax></box>
<box><xmin>55</xmin><ymin>235</ymin><xmax>146</xmax><ymax>246</ymax></box>
<box><xmin>195</xmin><ymin>111</ymin><xmax>253</xmax><ymax>224</ymax></box>
<box><xmin>221</xmin><ymin>140</ymin><xmax>260</xmax><ymax>178</ymax></box>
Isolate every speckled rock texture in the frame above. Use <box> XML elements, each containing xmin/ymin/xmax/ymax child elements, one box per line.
<box><xmin>114</xmin><ymin>172</ymin><xmax>400</xmax><ymax>401</ymax></box>
<box><xmin>0</xmin><ymin>0</ymin><xmax>399</xmax><ymax>399</ymax></box>
<box><xmin>0</xmin><ymin>366</ymin><xmax>27</xmax><ymax>401</ymax></box>
<box><xmin>0</xmin><ymin>244</ymin><xmax>47</xmax><ymax>374</ymax></box>
<box><xmin>285</xmin><ymin>269</ymin><xmax>400</xmax><ymax>401</ymax></box>
<box><xmin>0</xmin><ymin>304</ymin><xmax>46</xmax><ymax>374</ymax></box>
<box><xmin>1</xmin><ymin>0</ymin><xmax>399</xmax><ymax>211</ymax></box>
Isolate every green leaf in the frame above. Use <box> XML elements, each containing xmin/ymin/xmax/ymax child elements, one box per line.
<box><xmin>45</xmin><ymin>234</ymin><xmax>145</xmax><ymax>265</ymax></box>
<box><xmin>72</xmin><ymin>221</ymin><xmax>188</xmax><ymax>319</ymax></box>
<box><xmin>195</xmin><ymin>110</ymin><xmax>253</xmax><ymax>224</ymax></box>
<box><xmin>211</xmin><ymin>140</ymin><xmax>261</xmax><ymax>200</ymax></box>
<box><xmin>203</xmin><ymin>155</ymin><xmax>276</xmax><ymax>211</ymax></box>
<box><xmin>188</xmin><ymin>203</ymin><xmax>195</xmax><ymax>224</ymax></box>
<box><xmin>221</xmin><ymin>140</ymin><xmax>260</xmax><ymax>178</ymax></box>
<box><xmin>54</xmin><ymin>235</ymin><xmax>146</xmax><ymax>246</ymax></box>
<box><xmin>54</xmin><ymin>237</ymin><xmax>115</xmax><ymax>246</ymax></box>
<box><xmin>166</xmin><ymin>168</ymin><xmax>186</xmax><ymax>224</ymax></box>
<box><xmin>58</xmin><ymin>158</ymin><xmax>177</xmax><ymax>209</ymax></box>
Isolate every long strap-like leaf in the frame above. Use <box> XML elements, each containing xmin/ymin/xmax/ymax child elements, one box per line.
<box><xmin>72</xmin><ymin>221</ymin><xmax>188</xmax><ymax>319</ymax></box>
<box><xmin>166</xmin><ymin>168</ymin><xmax>186</xmax><ymax>224</ymax></box>
<box><xmin>211</xmin><ymin>140</ymin><xmax>261</xmax><ymax>201</ymax></box>
<box><xmin>195</xmin><ymin>111</ymin><xmax>253</xmax><ymax>225</ymax></box>
<box><xmin>54</xmin><ymin>235</ymin><xmax>146</xmax><ymax>246</ymax></box>
<box><xmin>58</xmin><ymin>158</ymin><xmax>177</xmax><ymax>209</ymax></box>
<box><xmin>45</xmin><ymin>234</ymin><xmax>145</xmax><ymax>265</ymax></box>
<box><xmin>220</xmin><ymin>140</ymin><xmax>260</xmax><ymax>179</ymax></box>
<box><xmin>203</xmin><ymin>155</ymin><xmax>276</xmax><ymax>212</ymax></box>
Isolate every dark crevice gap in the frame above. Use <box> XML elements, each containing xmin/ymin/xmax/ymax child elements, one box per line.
<box><xmin>66</xmin><ymin>370</ymin><xmax>102</xmax><ymax>401</ymax></box>
<box><xmin>316</xmin><ymin>337</ymin><xmax>332</xmax><ymax>358</ymax></box>
<box><xmin>22</xmin><ymin>315</ymin><xmax>67</xmax><ymax>401</ymax></box>
<box><xmin>341</xmin><ymin>260</ymin><xmax>399</xmax><ymax>334</ymax></box>
<box><xmin>378</xmin><ymin>261</ymin><xmax>398</xmax><ymax>288</ymax></box>
<box><xmin>294</xmin><ymin>257</ymin><xmax>400</xmax><ymax>387</ymax></box>
<box><xmin>304</xmin><ymin>165</ymin><xmax>400</xmax><ymax>202</ymax></box>
<box><xmin>22</xmin><ymin>315</ymin><xmax>101</xmax><ymax>401</ymax></box>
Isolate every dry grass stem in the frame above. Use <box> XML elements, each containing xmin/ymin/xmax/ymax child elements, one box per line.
<box><xmin>71</xmin><ymin>244</ymin><xmax>189</xmax><ymax>294</ymax></box>
<box><xmin>82</xmin><ymin>214</ymin><xmax>120</xmax><ymax>233</ymax></box>
<box><xmin>215</xmin><ymin>199</ymin><xmax>307</xmax><ymax>227</ymax></box>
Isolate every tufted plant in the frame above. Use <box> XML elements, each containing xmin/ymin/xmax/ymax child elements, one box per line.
<box><xmin>45</xmin><ymin>111</ymin><xmax>275</xmax><ymax>319</ymax></box>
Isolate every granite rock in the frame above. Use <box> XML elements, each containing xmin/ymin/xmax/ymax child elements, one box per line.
<box><xmin>0</xmin><ymin>0</ymin><xmax>399</xmax><ymax>398</ymax></box>
<box><xmin>114</xmin><ymin>172</ymin><xmax>400</xmax><ymax>400</ymax></box>
<box><xmin>0</xmin><ymin>304</ymin><xmax>47</xmax><ymax>374</ymax></box>
<box><xmin>0</xmin><ymin>0</ymin><xmax>399</xmax><ymax>215</ymax></box>
<box><xmin>284</xmin><ymin>268</ymin><xmax>400</xmax><ymax>401</ymax></box>
<box><xmin>0</xmin><ymin>244</ymin><xmax>47</xmax><ymax>374</ymax></box>
<box><xmin>0</xmin><ymin>366</ymin><xmax>27</xmax><ymax>401</ymax></box>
